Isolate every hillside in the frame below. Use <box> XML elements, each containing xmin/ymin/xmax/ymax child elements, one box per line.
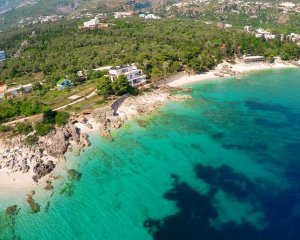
<box><xmin>1</xmin><ymin>0</ymin><xmax>300</xmax><ymax>32</ymax></box>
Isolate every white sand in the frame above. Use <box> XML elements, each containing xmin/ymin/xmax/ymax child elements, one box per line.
<box><xmin>167</xmin><ymin>61</ymin><xmax>297</xmax><ymax>87</ymax></box>
<box><xmin>167</xmin><ymin>71</ymin><xmax>222</xmax><ymax>87</ymax></box>
<box><xmin>0</xmin><ymin>169</ymin><xmax>37</xmax><ymax>200</ymax></box>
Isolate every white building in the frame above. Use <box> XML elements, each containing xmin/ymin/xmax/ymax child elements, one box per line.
<box><xmin>287</xmin><ymin>33</ymin><xmax>300</xmax><ymax>42</ymax></box>
<box><xmin>244</xmin><ymin>26</ymin><xmax>252</xmax><ymax>32</ymax></box>
<box><xmin>139</xmin><ymin>13</ymin><xmax>161</xmax><ymax>20</ymax></box>
<box><xmin>255</xmin><ymin>28</ymin><xmax>276</xmax><ymax>40</ymax></box>
<box><xmin>5</xmin><ymin>84</ymin><xmax>33</xmax><ymax>96</ymax></box>
<box><xmin>109</xmin><ymin>65</ymin><xmax>147</xmax><ymax>88</ymax></box>
<box><xmin>145</xmin><ymin>14</ymin><xmax>161</xmax><ymax>19</ymax></box>
<box><xmin>0</xmin><ymin>50</ymin><xmax>6</xmax><ymax>63</ymax></box>
<box><xmin>83</xmin><ymin>18</ymin><xmax>100</xmax><ymax>29</ymax></box>
<box><xmin>114</xmin><ymin>12</ymin><xmax>133</xmax><ymax>19</ymax></box>
<box><xmin>280</xmin><ymin>2</ymin><xmax>296</xmax><ymax>9</ymax></box>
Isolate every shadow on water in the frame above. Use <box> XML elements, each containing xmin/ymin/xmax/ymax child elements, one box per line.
<box><xmin>144</xmin><ymin>164</ymin><xmax>300</xmax><ymax>240</ymax></box>
<box><xmin>0</xmin><ymin>207</ymin><xmax>21</xmax><ymax>240</ymax></box>
<box><xmin>244</xmin><ymin>101</ymin><xmax>300</xmax><ymax>128</ymax></box>
<box><xmin>243</xmin><ymin>101</ymin><xmax>290</xmax><ymax>113</ymax></box>
<box><xmin>59</xmin><ymin>169</ymin><xmax>82</xmax><ymax>197</ymax></box>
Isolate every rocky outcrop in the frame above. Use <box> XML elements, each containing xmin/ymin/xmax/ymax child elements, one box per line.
<box><xmin>32</xmin><ymin>160</ymin><xmax>56</xmax><ymax>182</ymax></box>
<box><xmin>79</xmin><ymin>133</ymin><xmax>90</xmax><ymax>148</ymax></box>
<box><xmin>26</xmin><ymin>192</ymin><xmax>40</xmax><ymax>213</ymax></box>
<box><xmin>38</xmin><ymin>123</ymin><xmax>80</xmax><ymax>158</ymax></box>
<box><xmin>91</xmin><ymin>89</ymin><xmax>192</xmax><ymax>136</ymax></box>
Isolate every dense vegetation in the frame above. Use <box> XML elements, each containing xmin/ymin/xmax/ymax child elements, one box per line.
<box><xmin>35</xmin><ymin>109</ymin><xmax>69</xmax><ymax>136</ymax></box>
<box><xmin>0</xmin><ymin>98</ymin><xmax>48</xmax><ymax>123</ymax></box>
<box><xmin>1</xmin><ymin>18</ymin><xmax>299</xmax><ymax>84</ymax></box>
<box><xmin>0</xmin><ymin>18</ymin><xmax>299</xmax><ymax>123</ymax></box>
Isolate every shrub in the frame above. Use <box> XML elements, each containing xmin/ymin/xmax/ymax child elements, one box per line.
<box><xmin>35</xmin><ymin>122</ymin><xmax>53</xmax><ymax>136</ymax></box>
<box><xmin>42</xmin><ymin>109</ymin><xmax>56</xmax><ymax>124</ymax></box>
<box><xmin>55</xmin><ymin>111</ymin><xmax>69</xmax><ymax>126</ymax></box>
<box><xmin>129</xmin><ymin>86</ymin><xmax>139</xmax><ymax>96</ymax></box>
<box><xmin>0</xmin><ymin>124</ymin><xmax>11</xmax><ymax>133</ymax></box>
<box><xmin>96</xmin><ymin>76</ymin><xmax>113</xmax><ymax>98</ymax></box>
<box><xmin>15</xmin><ymin>122</ymin><xmax>33</xmax><ymax>135</ymax></box>
<box><xmin>24</xmin><ymin>134</ymin><xmax>39</xmax><ymax>146</ymax></box>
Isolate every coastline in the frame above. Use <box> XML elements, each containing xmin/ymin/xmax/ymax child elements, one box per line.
<box><xmin>0</xmin><ymin>61</ymin><xmax>298</xmax><ymax>209</ymax></box>
<box><xmin>0</xmin><ymin>88</ymin><xmax>191</xmax><ymax>208</ymax></box>
<box><xmin>167</xmin><ymin>61</ymin><xmax>297</xmax><ymax>87</ymax></box>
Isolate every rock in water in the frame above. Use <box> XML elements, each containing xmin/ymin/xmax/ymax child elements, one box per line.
<box><xmin>5</xmin><ymin>205</ymin><xmax>18</xmax><ymax>216</ymax></box>
<box><xmin>26</xmin><ymin>194</ymin><xmax>40</xmax><ymax>213</ymax></box>
<box><xmin>32</xmin><ymin>160</ymin><xmax>56</xmax><ymax>182</ymax></box>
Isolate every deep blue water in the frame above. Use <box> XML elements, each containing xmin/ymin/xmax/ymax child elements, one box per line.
<box><xmin>1</xmin><ymin>68</ymin><xmax>300</xmax><ymax>240</ymax></box>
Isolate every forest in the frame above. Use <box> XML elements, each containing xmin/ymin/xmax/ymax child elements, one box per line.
<box><xmin>0</xmin><ymin>17</ymin><xmax>299</xmax><ymax>123</ymax></box>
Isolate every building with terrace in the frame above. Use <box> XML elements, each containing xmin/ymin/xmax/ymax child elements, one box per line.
<box><xmin>109</xmin><ymin>65</ymin><xmax>147</xmax><ymax>88</ymax></box>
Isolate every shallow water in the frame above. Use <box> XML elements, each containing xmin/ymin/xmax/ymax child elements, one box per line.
<box><xmin>1</xmin><ymin>68</ymin><xmax>300</xmax><ymax>240</ymax></box>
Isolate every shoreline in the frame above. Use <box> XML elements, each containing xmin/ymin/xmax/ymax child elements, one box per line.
<box><xmin>167</xmin><ymin>61</ymin><xmax>297</xmax><ymax>87</ymax></box>
<box><xmin>0</xmin><ymin>88</ymin><xmax>191</xmax><ymax>207</ymax></box>
<box><xmin>0</xmin><ymin>62</ymin><xmax>298</xmax><ymax>209</ymax></box>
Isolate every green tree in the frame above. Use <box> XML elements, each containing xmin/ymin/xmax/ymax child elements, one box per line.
<box><xmin>15</xmin><ymin>122</ymin><xmax>33</xmax><ymax>135</ymax></box>
<box><xmin>35</xmin><ymin>122</ymin><xmax>53</xmax><ymax>136</ymax></box>
<box><xmin>55</xmin><ymin>111</ymin><xmax>69</xmax><ymax>126</ymax></box>
<box><xmin>96</xmin><ymin>76</ymin><xmax>113</xmax><ymax>98</ymax></box>
<box><xmin>43</xmin><ymin>109</ymin><xmax>56</xmax><ymax>124</ymax></box>
<box><xmin>112</xmin><ymin>74</ymin><xmax>130</xmax><ymax>96</ymax></box>
<box><xmin>24</xmin><ymin>134</ymin><xmax>38</xmax><ymax>146</ymax></box>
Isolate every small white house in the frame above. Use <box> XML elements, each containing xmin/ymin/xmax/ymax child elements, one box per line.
<box><xmin>244</xmin><ymin>26</ymin><xmax>252</xmax><ymax>32</ymax></box>
<box><xmin>5</xmin><ymin>84</ymin><xmax>33</xmax><ymax>96</ymax></box>
<box><xmin>114</xmin><ymin>12</ymin><xmax>133</xmax><ymax>19</ymax></box>
<box><xmin>57</xmin><ymin>79</ymin><xmax>72</xmax><ymax>90</ymax></box>
<box><xmin>83</xmin><ymin>18</ymin><xmax>100</xmax><ymax>29</ymax></box>
<box><xmin>224</xmin><ymin>24</ymin><xmax>232</xmax><ymax>29</ymax></box>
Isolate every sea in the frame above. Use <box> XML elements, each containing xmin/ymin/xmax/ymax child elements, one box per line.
<box><xmin>1</xmin><ymin>68</ymin><xmax>300</xmax><ymax>240</ymax></box>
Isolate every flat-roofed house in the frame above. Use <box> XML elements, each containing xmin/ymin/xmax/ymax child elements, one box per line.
<box><xmin>242</xmin><ymin>56</ymin><xmax>265</xmax><ymax>64</ymax></box>
<box><xmin>5</xmin><ymin>84</ymin><xmax>33</xmax><ymax>97</ymax></box>
<box><xmin>83</xmin><ymin>18</ymin><xmax>100</xmax><ymax>29</ymax></box>
<box><xmin>109</xmin><ymin>65</ymin><xmax>147</xmax><ymax>88</ymax></box>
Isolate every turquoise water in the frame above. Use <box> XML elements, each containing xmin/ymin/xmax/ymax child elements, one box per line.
<box><xmin>1</xmin><ymin>68</ymin><xmax>300</xmax><ymax>240</ymax></box>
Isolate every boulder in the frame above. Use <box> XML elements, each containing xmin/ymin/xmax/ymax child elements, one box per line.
<box><xmin>32</xmin><ymin>160</ymin><xmax>56</xmax><ymax>181</ymax></box>
<box><xmin>77</xmin><ymin>115</ymin><xmax>88</xmax><ymax>124</ymax></box>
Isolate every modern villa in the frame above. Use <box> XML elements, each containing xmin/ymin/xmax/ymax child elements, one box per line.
<box><xmin>109</xmin><ymin>65</ymin><xmax>147</xmax><ymax>87</ymax></box>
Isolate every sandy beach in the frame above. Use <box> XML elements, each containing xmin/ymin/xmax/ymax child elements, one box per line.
<box><xmin>167</xmin><ymin>61</ymin><xmax>297</xmax><ymax>87</ymax></box>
